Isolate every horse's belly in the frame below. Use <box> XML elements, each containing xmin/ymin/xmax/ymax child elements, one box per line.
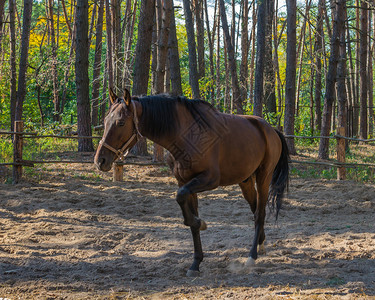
<box><xmin>218</xmin><ymin>131</ymin><xmax>266</xmax><ymax>185</ymax></box>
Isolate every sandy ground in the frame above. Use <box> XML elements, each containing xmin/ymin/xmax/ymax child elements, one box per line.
<box><xmin>0</xmin><ymin>157</ymin><xmax>374</xmax><ymax>299</ymax></box>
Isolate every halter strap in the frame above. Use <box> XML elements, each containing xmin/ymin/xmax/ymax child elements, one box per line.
<box><xmin>99</xmin><ymin>101</ymin><xmax>142</xmax><ymax>160</ymax></box>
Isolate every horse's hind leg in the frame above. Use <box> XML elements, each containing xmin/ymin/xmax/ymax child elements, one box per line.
<box><xmin>239</xmin><ymin>176</ymin><xmax>266</xmax><ymax>262</ymax></box>
<box><xmin>245</xmin><ymin>172</ymin><xmax>272</xmax><ymax>266</ymax></box>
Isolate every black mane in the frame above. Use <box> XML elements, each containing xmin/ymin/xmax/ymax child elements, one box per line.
<box><xmin>135</xmin><ymin>95</ymin><xmax>215</xmax><ymax>139</ymax></box>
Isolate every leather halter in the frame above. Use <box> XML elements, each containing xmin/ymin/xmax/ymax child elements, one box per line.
<box><xmin>99</xmin><ymin>100</ymin><xmax>142</xmax><ymax>160</ymax></box>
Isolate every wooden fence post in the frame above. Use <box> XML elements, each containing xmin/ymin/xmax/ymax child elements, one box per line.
<box><xmin>113</xmin><ymin>161</ymin><xmax>123</xmax><ymax>182</ymax></box>
<box><xmin>336</xmin><ymin>126</ymin><xmax>346</xmax><ymax>180</ymax></box>
<box><xmin>12</xmin><ymin>120</ymin><xmax>24</xmax><ymax>184</ymax></box>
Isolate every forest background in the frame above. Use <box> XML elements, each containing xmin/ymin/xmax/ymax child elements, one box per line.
<box><xmin>0</xmin><ymin>0</ymin><xmax>374</xmax><ymax>162</ymax></box>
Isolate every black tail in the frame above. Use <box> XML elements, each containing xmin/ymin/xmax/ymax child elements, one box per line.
<box><xmin>269</xmin><ymin>129</ymin><xmax>290</xmax><ymax>219</ymax></box>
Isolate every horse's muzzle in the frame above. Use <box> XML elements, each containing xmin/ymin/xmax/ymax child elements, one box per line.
<box><xmin>94</xmin><ymin>155</ymin><xmax>112</xmax><ymax>172</ymax></box>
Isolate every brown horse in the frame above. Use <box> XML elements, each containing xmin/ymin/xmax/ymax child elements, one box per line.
<box><xmin>94</xmin><ymin>89</ymin><xmax>289</xmax><ymax>277</ymax></box>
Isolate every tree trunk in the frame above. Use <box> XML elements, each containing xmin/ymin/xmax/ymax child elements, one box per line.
<box><xmin>204</xmin><ymin>0</ymin><xmax>216</xmax><ymax>104</ymax></box>
<box><xmin>100</xmin><ymin>58</ymin><xmax>108</xmax><ymax>124</ymax></box>
<box><xmin>318</xmin><ymin>0</ymin><xmax>346</xmax><ymax>159</ymax></box>
<box><xmin>112</xmin><ymin>0</ymin><xmax>122</xmax><ymax>93</ymax></box>
<box><xmin>353</xmin><ymin>0</ymin><xmax>360</xmax><ymax>137</ymax></box>
<box><xmin>216</xmin><ymin>3</ymin><xmax>221</xmax><ymax>108</ymax></box>
<box><xmin>151</xmin><ymin>14</ymin><xmax>158</xmax><ymax>95</ymax></box>
<box><xmin>36</xmin><ymin>84</ymin><xmax>44</xmax><ymax>127</ymax></box>
<box><xmin>168</xmin><ymin>3</ymin><xmax>183</xmax><ymax>96</ymax></box>
<box><xmin>153</xmin><ymin>0</ymin><xmax>172</xmax><ymax>162</ymax></box>
<box><xmin>75</xmin><ymin>0</ymin><xmax>94</xmax><ymax>152</ymax></box>
<box><xmin>182</xmin><ymin>0</ymin><xmax>200</xmax><ymax>98</ymax></box>
<box><xmin>91</xmin><ymin>0</ymin><xmax>104</xmax><ymax>127</ymax></box>
<box><xmin>239</xmin><ymin>0</ymin><xmax>249</xmax><ymax>102</ymax></box>
<box><xmin>9</xmin><ymin>0</ymin><xmax>17</xmax><ymax>131</ymax></box>
<box><xmin>122</xmin><ymin>0</ymin><xmax>138</xmax><ymax>90</ymax></box>
<box><xmin>368</xmin><ymin>9</ymin><xmax>374</xmax><ymax>137</ymax></box>
<box><xmin>88</xmin><ymin>0</ymin><xmax>97</xmax><ymax>44</ymax></box>
<box><xmin>295</xmin><ymin>0</ymin><xmax>311</xmax><ymax>117</ymax></box>
<box><xmin>195</xmin><ymin>0</ymin><xmax>205</xmax><ymax>79</ymax></box>
<box><xmin>14</xmin><ymin>0</ymin><xmax>33</xmax><ymax>122</ymax></box>
<box><xmin>346</xmin><ymin>20</ymin><xmax>356</xmax><ymax>137</ymax></box>
<box><xmin>249</xmin><ymin>2</ymin><xmax>256</xmax><ymax>104</ymax></box>
<box><xmin>155</xmin><ymin>0</ymin><xmax>172</xmax><ymax>92</ymax></box>
<box><xmin>284</xmin><ymin>0</ymin><xmax>297</xmax><ymax>154</ymax></box>
<box><xmin>105</xmin><ymin>0</ymin><xmax>114</xmax><ymax>91</ymax></box>
<box><xmin>264</xmin><ymin>0</ymin><xmax>276</xmax><ymax>116</ymax></box>
<box><xmin>224</xmin><ymin>46</ymin><xmax>230</xmax><ymax>112</ymax></box>
<box><xmin>60</xmin><ymin>14</ymin><xmax>76</xmax><ymax>119</ymax></box>
<box><xmin>359</xmin><ymin>0</ymin><xmax>368</xmax><ymax>139</ymax></box>
<box><xmin>0</xmin><ymin>0</ymin><xmax>5</xmax><ymax>47</ymax></box>
<box><xmin>274</xmin><ymin>1</ymin><xmax>284</xmax><ymax>128</ymax></box>
<box><xmin>48</xmin><ymin>0</ymin><xmax>60</xmax><ymax>122</ymax></box>
<box><xmin>337</xmin><ymin>18</ymin><xmax>347</xmax><ymax>134</ymax></box>
<box><xmin>132</xmin><ymin>0</ymin><xmax>155</xmax><ymax>96</ymax></box>
<box><xmin>132</xmin><ymin>0</ymin><xmax>156</xmax><ymax>155</ymax></box>
<box><xmin>61</xmin><ymin>0</ymin><xmax>72</xmax><ymax>39</ymax></box>
<box><xmin>219</xmin><ymin>0</ymin><xmax>243</xmax><ymax>114</ymax></box>
<box><xmin>253</xmin><ymin>0</ymin><xmax>267</xmax><ymax>117</ymax></box>
<box><xmin>313</xmin><ymin>0</ymin><xmax>324</xmax><ymax>133</ymax></box>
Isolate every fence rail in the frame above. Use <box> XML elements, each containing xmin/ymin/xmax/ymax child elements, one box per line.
<box><xmin>1</xmin><ymin>122</ymin><xmax>375</xmax><ymax>183</ymax></box>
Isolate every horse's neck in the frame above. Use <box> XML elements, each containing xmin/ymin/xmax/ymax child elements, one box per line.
<box><xmin>139</xmin><ymin>103</ymin><xmax>193</xmax><ymax>156</ymax></box>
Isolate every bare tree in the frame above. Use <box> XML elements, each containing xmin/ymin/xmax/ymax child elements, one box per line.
<box><xmin>0</xmin><ymin>0</ymin><xmax>5</xmax><ymax>47</ymax></box>
<box><xmin>168</xmin><ymin>3</ymin><xmax>183</xmax><ymax>96</ymax></box>
<box><xmin>91</xmin><ymin>0</ymin><xmax>105</xmax><ymax>127</ymax></box>
<box><xmin>9</xmin><ymin>0</ymin><xmax>17</xmax><ymax>131</ymax></box>
<box><xmin>132</xmin><ymin>0</ymin><xmax>156</xmax><ymax>155</ymax></box>
<box><xmin>369</xmin><ymin>8</ymin><xmax>374</xmax><ymax>137</ymax></box>
<box><xmin>253</xmin><ymin>0</ymin><xmax>268</xmax><ymax>117</ymax></box>
<box><xmin>204</xmin><ymin>0</ymin><xmax>216</xmax><ymax>104</ymax></box>
<box><xmin>249</xmin><ymin>2</ymin><xmax>256</xmax><ymax>104</ymax></box>
<box><xmin>154</xmin><ymin>0</ymin><xmax>172</xmax><ymax>93</ymax></box>
<box><xmin>47</xmin><ymin>0</ymin><xmax>60</xmax><ymax>122</ymax></box>
<box><xmin>194</xmin><ymin>0</ymin><xmax>205</xmax><ymax>79</ymax></box>
<box><xmin>182</xmin><ymin>0</ymin><xmax>200</xmax><ymax>98</ymax></box>
<box><xmin>284</xmin><ymin>0</ymin><xmax>297</xmax><ymax>154</ymax></box>
<box><xmin>219</xmin><ymin>0</ymin><xmax>243</xmax><ymax>114</ymax></box>
<box><xmin>264</xmin><ymin>0</ymin><xmax>276</xmax><ymax>116</ymax></box>
<box><xmin>12</xmin><ymin>0</ymin><xmax>33</xmax><ymax>182</ymax></box>
<box><xmin>105</xmin><ymin>0</ymin><xmax>114</xmax><ymax>91</ymax></box>
<box><xmin>216</xmin><ymin>2</ymin><xmax>221</xmax><ymax>107</ymax></box>
<box><xmin>14</xmin><ymin>0</ymin><xmax>33</xmax><ymax>122</ymax></box>
<box><xmin>75</xmin><ymin>0</ymin><xmax>94</xmax><ymax>152</ymax></box>
<box><xmin>359</xmin><ymin>0</ymin><xmax>368</xmax><ymax>139</ymax></box>
<box><xmin>239</xmin><ymin>0</ymin><xmax>249</xmax><ymax>102</ymax></box>
<box><xmin>337</xmin><ymin>17</ymin><xmax>347</xmax><ymax>135</ymax></box>
<box><xmin>154</xmin><ymin>0</ymin><xmax>173</xmax><ymax>162</ymax></box>
<box><xmin>318</xmin><ymin>0</ymin><xmax>346</xmax><ymax>159</ymax></box>
<box><xmin>313</xmin><ymin>0</ymin><xmax>324</xmax><ymax>133</ymax></box>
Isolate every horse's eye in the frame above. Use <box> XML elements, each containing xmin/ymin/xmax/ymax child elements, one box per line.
<box><xmin>116</xmin><ymin>120</ymin><xmax>125</xmax><ymax>126</ymax></box>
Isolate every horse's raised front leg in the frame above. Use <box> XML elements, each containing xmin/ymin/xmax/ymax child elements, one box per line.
<box><xmin>176</xmin><ymin>172</ymin><xmax>219</xmax><ymax>277</ymax></box>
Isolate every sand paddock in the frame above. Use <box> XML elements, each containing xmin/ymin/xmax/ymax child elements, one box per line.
<box><xmin>0</xmin><ymin>159</ymin><xmax>374</xmax><ymax>299</ymax></box>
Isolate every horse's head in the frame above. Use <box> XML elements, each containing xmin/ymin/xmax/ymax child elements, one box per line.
<box><xmin>94</xmin><ymin>88</ymin><xmax>140</xmax><ymax>172</ymax></box>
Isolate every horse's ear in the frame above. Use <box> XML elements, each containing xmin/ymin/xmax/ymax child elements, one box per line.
<box><xmin>109</xmin><ymin>87</ymin><xmax>117</xmax><ymax>104</ymax></box>
<box><xmin>124</xmin><ymin>89</ymin><xmax>131</xmax><ymax>107</ymax></box>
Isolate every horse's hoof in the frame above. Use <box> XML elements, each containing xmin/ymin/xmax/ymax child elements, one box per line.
<box><xmin>186</xmin><ymin>269</ymin><xmax>200</xmax><ymax>277</ymax></box>
<box><xmin>258</xmin><ymin>244</ymin><xmax>266</xmax><ymax>255</ymax></box>
<box><xmin>200</xmin><ymin>220</ymin><xmax>207</xmax><ymax>231</ymax></box>
<box><xmin>245</xmin><ymin>257</ymin><xmax>256</xmax><ymax>267</ymax></box>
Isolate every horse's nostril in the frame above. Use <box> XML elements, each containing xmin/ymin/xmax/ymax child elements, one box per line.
<box><xmin>99</xmin><ymin>158</ymin><xmax>105</xmax><ymax>167</ymax></box>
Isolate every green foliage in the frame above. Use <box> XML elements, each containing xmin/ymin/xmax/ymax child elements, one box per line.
<box><xmin>0</xmin><ymin>136</ymin><xmax>13</xmax><ymax>163</ymax></box>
